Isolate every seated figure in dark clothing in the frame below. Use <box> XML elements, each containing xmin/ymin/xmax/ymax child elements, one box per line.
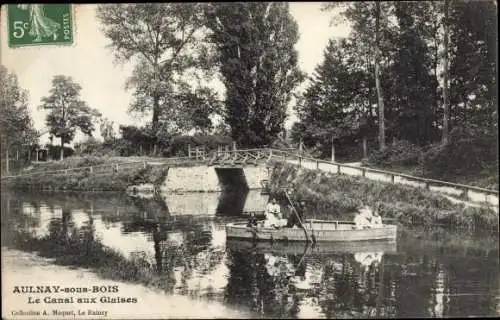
<box><xmin>247</xmin><ymin>212</ymin><xmax>258</xmax><ymax>227</ymax></box>
<box><xmin>287</xmin><ymin>200</ymin><xmax>306</xmax><ymax>228</ymax></box>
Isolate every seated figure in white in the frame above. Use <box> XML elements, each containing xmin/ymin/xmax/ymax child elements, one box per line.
<box><xmin>354</xmin><ymin>205</ymin><xmax>374</xmax><ymax>229</ymax></box>
<box><xmin>264</xmin><ymin>198</ymin><xmax>281</xmax><ymax>228</ymax></box>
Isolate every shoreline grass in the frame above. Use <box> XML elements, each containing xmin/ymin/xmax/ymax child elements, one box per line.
<box><xmin>2</xmin><ymin>157</ymin><xmax>168</xmax><ymax>192</ymax></box>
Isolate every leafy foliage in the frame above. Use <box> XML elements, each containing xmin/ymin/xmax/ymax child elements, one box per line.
<box><xmin>448</xmin><ymin>0</ymin><xmax>497</xmax><ymax>133</ymax></box>
<box><xmin>204</xmin><ymin>3</ymin><xmax>304</xmax><ymax>147</ymax></box>
<box><xmin>99</xmin><ymin>118</ymin><xmax>116</xmax><ymax>142</ymax></box>
<box><xmin>0</xmin><ymin>66</ymin><xmax>38</xmax><ymax>161</ymax></box>
<box><xmin>386</xmin><ymin>2</ymin><xmax>438</xmax><ymax>145</ymax></box>
<box><xmin>299</xmin><ymin>1</ymin><xmax>496</xmax><ymax>180</ymax></box>
<box><xmin>164</xmin><ymin>134</ymin><xmax>232</xmax><ymax>157</ymax></box>
<box><xmin>75</xmin><ymin>123</ymin><xmax>233</xmax><ymax>158</ymax></box>
<box><xmin>96</xmin><ymin>4</ymin><xmax>220</xmax><ymax>148</ymax></box>
<box><xmin>366</xmin><ymin>140</ymin><xmax>424</xmax><ymax>167</ymax></box>
<box><xmin>422</xmin><ymin>126</ymin><xmax>498</xmax><ymax>180</ymax></box>
<box><xmin>294</xmin><ymin>39</ymin><xmax>376</xmax><ymax>157</ymax></box>
<box><xmin>39</xmin><ymin>75</ymin><xmax>101</xmax><ymax>160</ymax></box>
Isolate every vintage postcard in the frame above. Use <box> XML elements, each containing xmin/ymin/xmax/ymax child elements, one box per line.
<box><xmin>1</xmin><ymin>3</ymin><xmax>498</xmax><ymax>319</ymax></box>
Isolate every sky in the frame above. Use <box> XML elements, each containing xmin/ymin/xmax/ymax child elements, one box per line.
<box><xmin>0</xmin><ymin>3</ymin><xmax>350</xmax><ymax>143</ymax></box>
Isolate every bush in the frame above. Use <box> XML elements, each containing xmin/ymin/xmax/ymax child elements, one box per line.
<box><xmin>422</xmin><ymin>127</ymin><xmax>498</xmax><ymax>179</ymax></box>
<box><xmin>163</xmin><ymin>134</ymin><xmax>233</xmax><ymax>157</ymax></box>
<box><xmin>74</xmin><ymin>137</ymin><xmax>102</xmax><ymax>156</ymax></box>
<box><xmin>365</xmin><ymin>139</ymin><xmax>423</xmax><ymax>166</ymax></box>
<box><xmin>74</xmin><ymin>134</ymin><xmax>234</xmax><ymax>158</ymax></box>
<box><xmin>46</xmin><ymin>145</ymin><xmax>75</xmax><ymax>160</ymax></box>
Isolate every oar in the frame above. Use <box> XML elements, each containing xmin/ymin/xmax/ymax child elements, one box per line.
<box><xmin>284</xmin><ymin>191</ymin><xmax>311</xmax><ymax>243</ymax></box>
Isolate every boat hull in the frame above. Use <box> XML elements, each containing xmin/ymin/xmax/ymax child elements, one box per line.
<box><xmin>225</xmin><ymin>220</ymin><xmax>398</xmax><ymax>242</ymax></box>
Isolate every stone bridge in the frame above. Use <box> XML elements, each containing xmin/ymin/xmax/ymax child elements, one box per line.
<box><xmin>161</xmin><ymin>149</ymin><xmax>274</xmax><ymax>193</ymax></box>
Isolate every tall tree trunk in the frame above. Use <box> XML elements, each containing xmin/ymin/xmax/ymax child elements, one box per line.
<box><xmin>5</xmin><ymin>147</ymin><xmax>9</xmax><ymax>173</ymax></box>
<box><xmin>60</xmin><ymin>138</ymin><xmax>64</xmax><ymax>161</ymax></box>
<box><xmin>433</xmin><ymin>13</ymin><xmax>440</xmax><ymax>128</ymax></box>
<box><xmin>363</xmin><ymin>136</ymin><xmax>368</xmax><ymax>159</ymax></box>
<box><xmin>442</xmin><ymin>0</ymin><xmax>450</xmax><ymax>145</ymax></box>
<box><xmin>152</xmin><ymin>95</ymin><xmax>160</xmax><ymax>156</ymax></box>
<box><xmin>331</xmin><ymin>135</ymin><xmax>335</xmax><ymax>162</ymax></box>
<box><xmin>374</xmin><ymin>2</ymin><xmax>386</xmax><ymax>151</ymax></box>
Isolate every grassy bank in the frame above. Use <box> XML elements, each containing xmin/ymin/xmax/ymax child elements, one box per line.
<box><xmin>268</xmin><ymin>161</ymin><xmax>498</xmax><ymax>232</ymax></box>
<box><xmin>2</xmin><ymin>156</ymin><xmax>168</xmax><ymax>192</ymax></box>
<box><xmin>361</xmin><ymin>137</ymin><xmax>498</xmax><ymax>190</ymax></box>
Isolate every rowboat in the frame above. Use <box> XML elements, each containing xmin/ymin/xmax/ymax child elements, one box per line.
<box><xmin>225</xmin><ymin>219</ymin><xmax>398</xmax><ymax>242</ymax></box>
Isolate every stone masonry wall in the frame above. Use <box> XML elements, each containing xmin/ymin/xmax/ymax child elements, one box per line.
<box><xmin>160</xmin><ymin>166</ymin><xmax>222</xmax><ymax>192</ymax></box>
<box><xmin>243</xmin><ymin>166</ymin><xmax>270</xmax><ymax>190</ymax></box>
<box><xmin>160</xmin><ymin>165</ymin><xmax>270</xmax><ymax>192</ymax></box>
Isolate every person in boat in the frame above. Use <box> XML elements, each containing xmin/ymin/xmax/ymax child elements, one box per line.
<box><xmin>263</xmin><ymin>198</ymin><xmax>281</xmax><ymax>228</ymax></box>
<box><xmin>371</xmin><ymin>205</ymin><xmax>383</xmax><ymax>228</ymax></box>
<box><xmin>354</xmin><ymin>205</ymin><xmax>374</xmax><ymax>229</ymax></box>
<box><xmin>246</xmin><ymin>212</ymin><xmax>258</xmax><ymax>228</ymax></box>
<box><xmin>287</xmin><ymin>200</ymin><xmax>306</xmax><ymax>229</ymax></box>
<box><xmin>276</xmin><ymin>211</ymin><xmax>288</xmax><ymax>228</ymax></box>
<box><xmin>266</xmin><ymin>197</ymin><xmax>281</xmax><ymax>215</ymax></box>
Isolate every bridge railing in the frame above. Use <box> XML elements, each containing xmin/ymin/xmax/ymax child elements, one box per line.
<box><xmin>266</xmin><ymin>148</ymin><xmax>499</xmax><ymax>207</ymax></box>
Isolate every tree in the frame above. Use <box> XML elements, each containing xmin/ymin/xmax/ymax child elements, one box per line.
<box><xmin>39</xmin><ymin>76</ymin><xmax>101</xmax><ymax>160</ymax></box>
<box><xmin>442</xmin><ymin>0</ymin><xmax>450</xmax><ymax>145</ymax></box>
<box><xmin>96</xmin><ymin>4</ymin><xmax>211</xmax><ymax>154</ymax></box>
<box><xmin>386</xmin><ymin>1</ymin><xmax>438</xmax><ymax>145</ymax></box>
<box><xmin>0</xmin><ymin>65</ymin><xmax>38</xmax><ymax>172</ymax></box>
<box><xmin>176</xmin><ymin>86</ymin><xmax>224</xmax><ymax>135</ymax></box>
<box><xmin>99</xmin><ymin>117</ymin><xmax>116</xmax><ymax>142</ymax></box>
<box><xmin>374</xmin><ymin>2</ymin><xmax>386</xmax><ymax>150</ymax></box>
<box><xmin>204</xmin><ymin>3</ymin><xmax>304</xmax><ymax>147</ymax></box>
<box><xmin>293</xmin><ymin>39</ymin><xmax>376</xmax><ymax>158</ymax></box>
<box><xmin>448</xmin><ymin>0</ymin><xmax>497</xmax><ymax>136</ymax></box>
<box><xmin>323</xmin><ymin>2</ymin><xmax>394</xmax><ymax>151</ymax></box>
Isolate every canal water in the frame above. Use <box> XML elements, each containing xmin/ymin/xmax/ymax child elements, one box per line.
<box><xmin>1</xmin><ymin>190</ymin><xmax>499</xmax><ymax>318</ymax></box>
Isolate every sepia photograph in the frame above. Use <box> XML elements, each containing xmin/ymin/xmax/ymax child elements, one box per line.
<box><xmin>1</xmin><ymin>2</ymin><xmax>498</xmax><ymax>319</ymax></box>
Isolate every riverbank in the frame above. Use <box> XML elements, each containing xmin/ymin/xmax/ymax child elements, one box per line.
<box><xmin>268</xmin><ymin>161</ymin><xmax>499</xmax><ymax>232</ymax></box>
<box><xmin>1</xmin><ymin>248</ymin><xmax>251</xmax><ymax>319</ymax></box>
<box><xmin>1</xmin><ymin>157</ymin><xmax>168</xmax><ymax>192</ymax></box>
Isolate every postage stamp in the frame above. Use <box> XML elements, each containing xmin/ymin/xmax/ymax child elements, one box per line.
<box><xmin>7</xmin><ymin>4</ymin><xmax>73</xmax><ymax>47</ymax></box>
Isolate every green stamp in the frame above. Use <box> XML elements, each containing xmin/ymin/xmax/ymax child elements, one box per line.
<box><xmin>7</xmin><ymin>4</ymin><xmax>73</xmax><ymax>47</ymax></box>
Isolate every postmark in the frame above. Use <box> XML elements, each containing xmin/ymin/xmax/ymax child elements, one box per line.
<box><xmin>7</xmin><ymin>4</ymin><xmax>73</xmax><ymax>47</ymax></box>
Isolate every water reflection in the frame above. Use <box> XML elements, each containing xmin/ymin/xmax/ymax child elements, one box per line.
<box><xmin>1</xmin><ymin>191</ymin><xmax>499</xmax><ymax>318</ymax></box>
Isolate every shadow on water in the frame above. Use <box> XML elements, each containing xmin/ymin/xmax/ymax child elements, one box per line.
<box><xmin>216</xmin><ymin>190</ymin><xmax>249</xmax><ymax>216</ymax></box>
<box><xmin>1</xmin><ymin>190</ymin><xmax>499</xmax><ymax>318</ymax></box>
